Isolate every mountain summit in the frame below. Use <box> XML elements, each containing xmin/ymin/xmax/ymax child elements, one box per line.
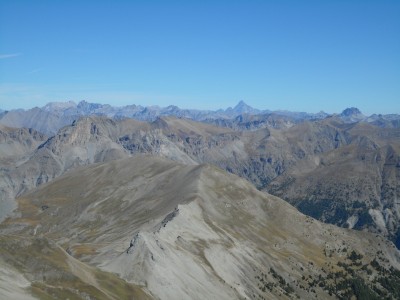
<box><xmin>228</xmin><ymin>100</ymin><xmax>260</xmax><ymax>115</ymax></box>
<box><xmin>340</xmin><ymin>107</ymin><xmax>362</xmax><ymax>117</ymax></box>
<box><xmin>339</xmin><ymin>107</ymin><xmax>365</xmax><ymax>123</ymax></box>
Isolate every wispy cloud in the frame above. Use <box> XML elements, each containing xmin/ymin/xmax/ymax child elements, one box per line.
<box><xmin>0</xmin><ymin>53</ymin><xmax>22</xmax><ymax>59</ymax></box>
<box><xmin>27</xmin><ymin>68</ymin><xmax>42</xmax><ymax>75</ymax></box>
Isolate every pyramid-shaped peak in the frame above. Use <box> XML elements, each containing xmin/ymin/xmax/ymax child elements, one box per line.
<box><xmin>234</xmin><ymin>100</ymin><xmax>250</xmax><ymax>108</ymax></box>
<box><xmin>231</xmin><ymin>100</ymin><xmax>260</xmax><ymax>114</ymax></box>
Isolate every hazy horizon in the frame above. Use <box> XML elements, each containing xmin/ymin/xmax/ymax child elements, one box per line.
<box><xmin>0</xmin><ymin>98</ymin><xmax>374</xmax><ymax>116</ymax></box>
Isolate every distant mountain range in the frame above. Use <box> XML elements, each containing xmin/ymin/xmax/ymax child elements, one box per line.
<box><xmin>1</xmin><ymin>100</ymin><xmax>399</xmax><ymax>136</ymax></box>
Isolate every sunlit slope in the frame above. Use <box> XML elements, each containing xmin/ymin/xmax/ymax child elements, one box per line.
<box><xmin>2</xmin><ymin>155</ymin><xmax>400</xmax><ymax>299</ymax></box>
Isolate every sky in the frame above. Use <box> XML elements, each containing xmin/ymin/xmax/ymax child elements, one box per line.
<box><xmin>0</xmin><ymin>0</ymin><xmax>399</xmax><ymax>115</ymax></box>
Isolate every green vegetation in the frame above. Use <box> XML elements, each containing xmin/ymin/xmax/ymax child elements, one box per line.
<box><xmin>297</xmin><ymin>198</ymin><xmax>374</xmax><ymax>229</ymax></box>
<box><xmin>254</xmin><ymin>267</ymin><xmax>297</xmax><ymax>299</ymax></box>
<box><xmin>297</xmin><ymin>198</ymin><xmax>332</xmax><ymax>219</ymax></box>
<box><xmin>296</xmin><ymin>198</ymin><xmax>352</xmax><ymax>225</ymax></box>
<box><xmin>253</xmin><ymin>248</ymin><xmax>400</xmax><ymax>299</ymax></box>
<box><xmin>348</xmin><ymin>250</ymin><xmax>363</xmax><ymax>261</ymax></box>
<box><xmin>353</xmin><ymin>211</ymin><xmax>374</xmax><ymax>230</ymax></box>
<box><xmin>337</xmin><ymin>277</ymin><xmax>379</xmax><ymax>300</ymax></box>
<box><xmin>394</xmin><ymin>228</ymin><xmax>400</xmax><ymax>249</ymax></box>
<box><xmin>314</xmin><ymin>249</ymin><xmax>400</xmax><ymax>300</ymax></box>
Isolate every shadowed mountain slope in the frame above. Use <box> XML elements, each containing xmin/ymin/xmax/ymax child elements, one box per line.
<box><xmin>268</xmin><ymin>121</ymin><xmax>400</xmax><ymax>247</ymax></box>
<box><xmin>0</xmin><ymin>107</ymin><xmax>77</xmax><ymax>135</ymax></box>
<box><xmin>0</xmin><ymin>125</ymin><xmax>47</xmax><ymax>160</ymax></box>
<box><xmin>0</xmin><ymin>125</ymin><xmax>48</xmax><ymax>222</ymax></box>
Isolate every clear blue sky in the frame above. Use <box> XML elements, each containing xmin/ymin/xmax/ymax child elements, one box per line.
<box><xmin>0</xmin><ymin>0</ymin><xmax>399</xmax><ymax>114</ymax></box>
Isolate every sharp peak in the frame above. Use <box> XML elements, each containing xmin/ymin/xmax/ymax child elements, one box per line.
<box><xmin>234</xmin><ymin>100</ymin><xmax>250</xmax><ymax>107</ymax></box>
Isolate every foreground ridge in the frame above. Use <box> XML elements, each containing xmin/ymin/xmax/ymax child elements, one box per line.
<box><xmin>1</xmin><ymin>156</ymin><xmax>399</xmax><ymax>299</ymax></box>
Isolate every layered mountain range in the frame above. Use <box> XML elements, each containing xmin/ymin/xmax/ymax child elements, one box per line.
<box><xmin>1</xmin><ymin>101</ymin><xmax>400</xmax><ymax>299</ymax></box>
<box><xmin>2</xmin><ymin>100</ymin><xmax>399</xmax><ymax>135</ymax></box>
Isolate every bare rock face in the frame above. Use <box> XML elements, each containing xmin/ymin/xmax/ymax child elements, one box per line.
<box><xmin>2</xmin><ymin>156</ymin><xmax>400</xmax><ymax>299</ymax></box>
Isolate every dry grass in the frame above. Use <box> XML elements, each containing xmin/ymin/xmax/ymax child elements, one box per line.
<box><xmin>69</xmin><ymin>244</ymin><xmax>99</xmax><ymax>257</ymax></box>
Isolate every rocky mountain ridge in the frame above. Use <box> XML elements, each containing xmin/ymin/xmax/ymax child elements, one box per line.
<box><xmin>1</xmin><ymin>156</ymin><xmax>400</xmax><ymax>299</ymax></box>
<box><xmin>1</xmin><ymin>114</ymin><xmax>400</xmax><ymax>250</ymax></box>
